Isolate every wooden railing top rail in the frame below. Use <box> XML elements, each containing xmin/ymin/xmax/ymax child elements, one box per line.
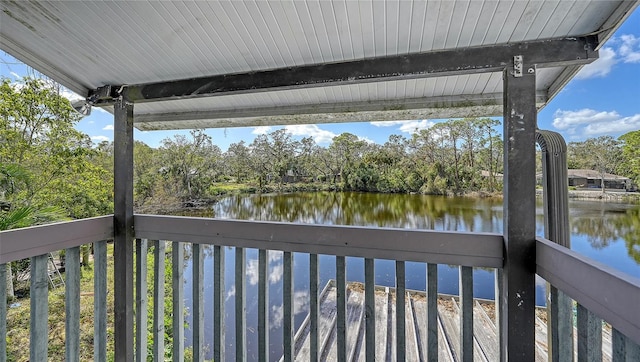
<box><xmin>134</xmin><ymin>214</ymin><xmax>504</xmax><ymax>268</ymax></box>
<box><xmin>0</xmin><ymin>215</ymin><xmax>113</xmax><ymax>264</ymax></box>
<box><xmin>536</xmin><ymin>236</ymin><xmax>640</xmax><ymax>345</ymax></box>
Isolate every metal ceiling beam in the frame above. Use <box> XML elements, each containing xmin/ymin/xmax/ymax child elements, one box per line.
<box><xmin>92</xmin><ymin>36</ymin><xmax>597</xmax><ymax>104</ymax></box>
<box><xmin>131</xmin><ymin>92</ymin><xmax>547</xmax><ymax>128</ymax></box>
<box><xmin>134</xmin><ymin>106</ymin><xmax>504</xmax><ymax>130</ymax></box>
<box><xmin>130</xmin><ymin>92</ymin><xmax>545</xmax><ymax>130</ymax></box>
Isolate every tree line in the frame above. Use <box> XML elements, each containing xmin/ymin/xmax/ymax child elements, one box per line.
<box><xmin>119</xmin><ymin>117</ymin><xmax>505</xmax><ymax>210</ymax></box>
<box><xmin>121</xmin><ymin>125</ymin><xmax>640</xmax><ymax>209</ymax></box>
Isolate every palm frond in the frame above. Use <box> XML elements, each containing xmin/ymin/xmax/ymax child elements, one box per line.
<box><xmin>0</xmin><ymin>206</ymin><xmax>36</xmax><ymax>230</ymax></box>
<box><xmin>0</xmin><ymin>205</ymin><xmax>68</xmax><ymax>231</ymax></box>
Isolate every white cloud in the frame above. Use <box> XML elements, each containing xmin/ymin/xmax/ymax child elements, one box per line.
<box><xmin>225</xmin><ymin>285</ymin><xmax>236</xmax><ymax>302</ymax></box>
<box><xmin>269</xmin><ymin>250</ymin><xmax>283</xmax><ymax>263</ymax></box>
<box><xmin>9</xmin><ymin>71</ymin><xmax>20</xmax><ymax>79</ymax></box>
<box><xmin>294</xmin><ymin>291</ymin><xmax>310</xmax><ymax>315</ymax></box>
<box><xmin>552</xmin><ymin>108</ymin><xmax>640</xmax><ymax>137</ymax></box>
<box><xmin>270</xmin><ymin>304</ymin><xmax>283</xmax><ymax>330</ymax></box>
<box><xmin>575</xmin><ymin>34</ymin><xmax>640</xmax><ymax>80</ymax></box>
<box><xmin>252</xmin><ymin>126</ymin><xmax>273</xmax><ymax>135</ymax></box>
<box><xmin>371</xmin><ymin>119</ymin><xmax>434</xmax><ymax>134</ymax></box>
<box><xmin>285</xmin><ymin>124</ymin><xmax>337</xmax><ymax>144</ymax></box>
<box><xmin>102</xmin><ymin>124</ymin><xmax>114</xmax><ymax>131</ymax></box>
<box><xmin>91</xmin><ymin>135</ymin><xmax>110</xmax><ymax>142</ymax></box>
<box><xmin>268</xmin><ymin>292</ymin><xmax>309</xmax><ymax>330</ymax></box>
<box><xmin>269</xmin><ymin>263</ymin><xmax>283</xmax><ymax>284</ymax></box>
<box><xmin>358</xmin><ymin>135</ymin><xmax>375</xmax><ymax>144</ymax></box>
<box><xmin>584</xmin><ymin>114</ymin><xmax>640</xmax><ymax>136</ymax></box>
<box><xmin>619</xmin><ymin>34</ymin><xmax>640</xmax><ymax>63</ymax></box>
<box><xmin>243</xmin><ymin>255</ymin><xmax>286</xmax><ymax>286</ymax></box>
<box><xmin>576</xmin><ymin>47</ymin><xmax>616</xmax><ymax>79</ymax></box>
<box><xmin>60</xmin><ymin>88</ymin><xmax>83</xmax><ymax>103</ymax></box>
<box><xmin>246</xmin><ymin>259</ymin><xmax>259</xmax><ymax>285</ymax></box>
<box><xmin>552</xmin><ymin>109</ymin><xmax>619</xmax><ymax>130</ymax></box>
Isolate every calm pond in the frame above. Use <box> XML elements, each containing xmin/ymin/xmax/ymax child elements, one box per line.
<box><xmin>180</xmin><ymin>192</ymin><xmax>640</xmax><ymax>360</ymax></box>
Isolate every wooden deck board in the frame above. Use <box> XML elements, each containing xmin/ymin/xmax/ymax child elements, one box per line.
<box><xmin>473</xmin><ymin>301</ymin><xmax>500</xmax><ymax>361</ymax></box>
<box><xmin>438</xmin><ymin>297</ymin><xmax>461</xmax><ymax>361</ymax></box>
<box><xmin>388</xmin><ymin>290</ymin><xmax>396</xmax><ymax>361</ymax></box>
<box><xmin>533</xmin><ymin>311</ymin><xmax>549</xmax><ymax>361</ymax></box>
<box><xmin>344</xmin><ymin>289</ymin><xmax>365</xmax><ymax>360</ymax></box>
<box><xmin>602</xmin><ymin>325</ymin><xmax>613</xmax><ymax>362</ymax></box>
<box><xmin>412</xmin><ymin>295</ymin><xmax>454</xmax><ymax>362</ymax></box>
<box><xmin>294</xmin><ymin>282</ymin><xmax>338</xmax><ymax>361</ymax></box>
<box><xmin>288</xmin><ymin>282</ymin><xmax>612</xmax><ymax>361</ymax></box>
<box><xmin>449</xmin><ymin>297</ymin><xmax>488</xmax><ymax>362</ymax></box>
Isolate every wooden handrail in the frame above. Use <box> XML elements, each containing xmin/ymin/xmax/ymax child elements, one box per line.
<box><xmin>536</xmin><ymin>237</ymin><xmax>640</xmax><ymax>345</ymax></box>
<box><xmin>0</xmin><ymin>215</ymin><xmax>113</xmax><ymax>264</ymax></box>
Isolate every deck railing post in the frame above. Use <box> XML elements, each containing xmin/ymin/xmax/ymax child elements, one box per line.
<box><xmin>258</xmin><ymin>249</ymin><xmax>270</xmax><ymax>362</ymax></box>
<box><xmin>30</xmin><ymin>254</ymin><xmax>49</xmax><ymax>361</ymax></box>
<box><xmin>613</xmin><ymin>328</ymin><xmax>640</xmax><ymax>361</ymax></box>
<box><xmin>213</xmin><ymin>245</ymin><xmax>225</xmax><ymax>361</ymax></box>
<box><xmin>501</xmin><ymin>62</ymin><xmax>537</xmax><ymax>362</ymax></box>
<box><xmin>283</xmin><ymin>251</ymin><xmax>295</xmax><ymax>362</ymax></box>
<box><xmin>0</xmin><ymin>263</ymin><xmax>5</xmax><ymax>362</ymax></box>
<box><xmin>427</xmin><ymin>263</ymin><xmax>438</xmax><ymax>361</ymax></box>
<box><xmin>577</xmin><ymin>304</ymin><xmax>602</xmax><ymax>361</ymax></box>
<box><xmin>65</xmin><ymin>246</ymin><xmax>81</xmax><ymax>362</ymax></box>
<box><xmin>94</xmin><ymin>240</ymin><xmax>107</xmax><ymax>362</ymax></box>
<box><xmin>365</xmin><ymin>258</ymin><xmax>375</xmax><ymax>361</ymax></box>
<box><xmin>114</xmin><ymin>97</ymin><xmax>135</xmax><ymax>361</ymax></box>
<box><xmin>135</xmin><ymin>239</ymin><xmax>148</xmax><ymax>362</ymax></box>
<box><xmin>192</xmin><ymin>243</ymin><xmax>204</xmax><ymax>361</ymax></box>
<box><xmin>152</xmin><ymin>240</ymin><xmax>165</xmax><ymax>361</ymax></box>
<box><xmin>536</xmin><ymin>130</ymin><xmax>574</xmax><ymax>361</ymax></box>
<box><xmin>336</xmin><ymin>255</ymin><xmax>347</xmax><ymax>362</ymax></box>
<box><xmin>396</xmin><ymin>260</ymin><xmax>406</xmax><ymax>362</ymax></box>
<box><xmin>235</xmin><ymin>247</ymin><xmax>247</xmax><ymax>361</ymax></box>
<box><xmin>172</xmin><ymin>242</ymin><xmax>184</xmax><ymax>362</ymax></box>
<box><xmin>460</xmin><ymin>266</ymin><xmax>474</xmax><ymax>362</ymax></box>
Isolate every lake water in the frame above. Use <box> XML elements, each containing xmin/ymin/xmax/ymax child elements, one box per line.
<box><xmin>179</xmin><ymin>192</ymin><xmax>640</xmax><ymax>360</ymax></box>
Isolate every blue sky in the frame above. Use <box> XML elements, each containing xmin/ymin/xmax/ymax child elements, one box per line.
<box><xmin>2</xmin><ymin>8</ymin><xmax>639</xmax><ymax>151</ymax></box>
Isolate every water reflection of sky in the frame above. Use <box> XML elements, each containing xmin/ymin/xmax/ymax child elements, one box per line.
<box><xmin>180</xmin><ymin>193</ymin><xmax>640</xmax><ymax>360</ymax></box>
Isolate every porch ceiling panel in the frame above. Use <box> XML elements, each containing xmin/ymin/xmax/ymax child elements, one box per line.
<box><xmin>1</xmin><ymin>1</ymin><xmax>638</xmax><ymax>130</ymax></box>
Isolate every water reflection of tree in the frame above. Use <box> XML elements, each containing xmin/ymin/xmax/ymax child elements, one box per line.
<box><xmin>213</xmin><ymin>194</ymin><xmax>640</xmax><ymax>265</ymax></box>
<box><xmin>569</xmin><ymin>206</ymin><xmax>640</xmax><ymax>264</ymax></box>
<box><xmin>570</xmin><ymin>217</ymin><xmax>623</xmax><ymax>249</ymax></box>
<box><xmin>212</xmin><ymin>192</ymin><xmax>504</xmax><ymax>233</ymax></box>
<box><xmin>615</xmin><ymin>208</ymin><xmax>640</xmax><ymax>264</ymax></box>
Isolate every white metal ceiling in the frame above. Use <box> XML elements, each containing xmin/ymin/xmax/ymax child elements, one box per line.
<box><xmin>1</xmin><ymin>0</ymin><xmax>638</xmax><ymax>129</ymax></box>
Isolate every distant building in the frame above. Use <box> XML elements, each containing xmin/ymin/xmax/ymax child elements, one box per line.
<box><xmin>566</xmin><ymin>169</ymin><xmax>631</xmax><ymax>190</ymax></box>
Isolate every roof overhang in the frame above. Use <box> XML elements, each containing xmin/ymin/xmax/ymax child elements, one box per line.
<box><xmin>1</xmin><ymin>1</ymin><xmax>638</xmax><ymax>130</ymax></box>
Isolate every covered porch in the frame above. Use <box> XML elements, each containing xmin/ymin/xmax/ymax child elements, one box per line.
<box><xmin>1</xmin><ymin>1</ymin><xmax>640</xmax><ymax>361</ymax></box>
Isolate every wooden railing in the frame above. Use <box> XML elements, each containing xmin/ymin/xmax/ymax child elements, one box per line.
<box><xmin>1</xmin><ymin>214</ymin><xmax>639</xmax><ymax>361</ymax></box>
<box><xmin>0</xmin><ymin>215</ymin><xmax>112</xmax><ymax>362</ymax></box>
<box><xmin>536</xmin><ymin>236</ymin><xmax>640</xmax><ymax>361</ymax></box>
<box><xmin>134</xmin><ymin>214</ymin><xmax>503</xmax><ymax>361</ymax></box>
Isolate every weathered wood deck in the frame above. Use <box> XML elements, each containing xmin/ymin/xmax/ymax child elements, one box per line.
<box><xmin>287</xmin><ymin>281</ymin><xmax>613</xmax><ymax>361</ymax></box>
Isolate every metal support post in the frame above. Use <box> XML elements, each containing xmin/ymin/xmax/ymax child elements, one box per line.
<box><xmin>114</xmin><ymin>97</ymin><xmax>135</xmax><ymax>361</ymax></box>
<box><xmin>500</xmin><ymin>61</ymin><xmax>537</xmax><ymax>362</ymax></box>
